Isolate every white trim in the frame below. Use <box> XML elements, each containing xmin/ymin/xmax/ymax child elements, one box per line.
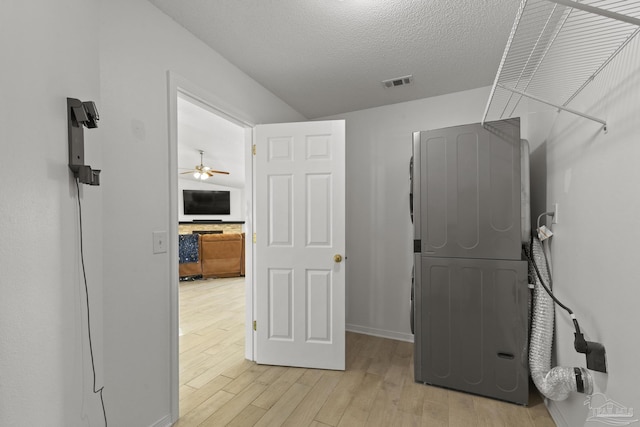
<box><xmin>546</xmin><ymin>399</ymin><xmax>570</xmax><ymax>427</ymax></box>
<box><xmin>346</xmin><ymin>323</ymin><xmax>414</xmax><ymax>343</ymax></box>
<box><xmin>251</xmin><ymin>129</ymin><xmax>258</xmax><ymax>361</ymax></box>
<box><xmin>243</xmin><ymin>127</ymin><xmax>254</xmax><ymax>361</ymax></box>
<box><xmin>171</xmin><ymin>76</ymin><xmax>256</xmax><ymax>128</ymax></box>
<box><xmin>167</xmin><ymin>71</ymin><xmax>257</xmax><ymax>424</ymax></box>
<box><xmin>167</xmin><ymin>71</ymin><xmax>180</xmax><ymax>424</ymax></box>
<box><xmin>149</xmin><ymin>414</ymin><xmax>173</xmax><ymax>427</ymax></box>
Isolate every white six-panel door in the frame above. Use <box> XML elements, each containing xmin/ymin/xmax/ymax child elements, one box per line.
<box><xmin>255</xmin><ymin>120</ymin><xmax>345</xmax><ymax>370</ymax></box>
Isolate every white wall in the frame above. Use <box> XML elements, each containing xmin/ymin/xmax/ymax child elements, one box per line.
<box><xmin>522</xmin><ymin>110</ymin><xmax>557</xmax><ymax>224</ymax></box>
<box><xmin>178</xmin><ymin>179</ymin><xmax>243</xmax><ymax>222</ymax></box>
<box><xmin>98</xmin><ymin>0</ymin><xmax>304</xmax><ymax>425</ymax></box>
<box><xmin>6</xmin><ymin>1</ymin><xmax>633</xmax><ymax>424</ymax></box>
<box><xmin>542</xmin><ymin>36</ymin><xmax>640</xmax><ymax>427</ymax></box>
<box><xmin>0</xmin><ymin>1</ymin><xmax>104</xmax><ymax>425</ymax></box>
<box><xmin>321</xmin><ymin>36</ymin><xmax>640</xmax><ymax>424</ymax></box>
<box><xmin>322</xmin><ymin>88</ymin><xmax>552</xmax><ymax>343</ymax></box>
<box><xmin>324</xmin><ymin>87</ymin><xmax>504</xmax><ymax>341</ymax></box>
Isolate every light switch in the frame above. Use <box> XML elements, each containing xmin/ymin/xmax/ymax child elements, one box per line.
<box><xmin>153</xmin><ymin>231</ymin><xmax>168</xmax><ymax>254</ymax></box>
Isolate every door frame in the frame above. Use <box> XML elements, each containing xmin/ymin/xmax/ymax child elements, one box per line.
<box><xmin>167</xmin><ymin>72</ymin><xmax>256</xmax><ymax>422</ymax></box>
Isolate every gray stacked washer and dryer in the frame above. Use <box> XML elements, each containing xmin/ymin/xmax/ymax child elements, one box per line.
<box><xmin>410</xmin><ymin>118</ymin><xmax>530</xmax><ymax>405</ymax></box>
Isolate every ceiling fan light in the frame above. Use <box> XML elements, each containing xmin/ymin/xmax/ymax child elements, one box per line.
<box><xmin>200</xmin><ymin>173</ymin><xmax>209</xmax><ymax>180</ymax></box>
<box><xmin>193</xmin><ymin>172</ymin><xmax>200</xmax><ymax>179</ymax></box>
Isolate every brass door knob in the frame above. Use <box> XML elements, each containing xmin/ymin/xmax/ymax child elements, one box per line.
<box><xmin>334</xmin><ymin>254</ymin><xmax>343</xmax><ymax>263</ymax></box>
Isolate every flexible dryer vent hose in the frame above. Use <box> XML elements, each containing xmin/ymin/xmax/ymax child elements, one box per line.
<box><xmin>528</xmin><ymin>237</ymin><xmax>593</xmax><ymax>400</ymax></box>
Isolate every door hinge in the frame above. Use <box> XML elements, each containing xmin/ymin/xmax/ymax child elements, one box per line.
<box><xmin>253</xmin><ymin>233</ymin><xmax>257</xmax><ymax>243</ymax></box>
<box><xmin>253</xmin><ymin>320</ymin><xmax>257</xmax><ymax>331</ymax></box>
<box><xmin>252</xmin><ymin>144</ymin><xmax>256</xmax><ymax>156</ymax></box>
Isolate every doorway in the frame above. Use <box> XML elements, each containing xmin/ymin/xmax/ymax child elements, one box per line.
<box><xmin>168</xmin><ymin>74</ymin><xmax>347</xmax><ymax>423</ymax></box>
<box><xmin>168</xmin><ymin>73</ymin><xmax>256</xmax><ymax>422</ymax></box>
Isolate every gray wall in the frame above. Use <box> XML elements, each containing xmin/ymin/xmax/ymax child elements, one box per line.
<box><xmin>4</xmin><ymin>1</ymin><xmax>637</xmax><ymax>425</ymax></box>
<box><xmin>1</xmin><ymin>0</ymin><xmax>304</xmax><ymax>425</ymax></box>
<box><xmin>543</xmin><ymin>35</ymin><xmax>640</xmax><ymax>427</ymax></box>
<box><xmin>98</xmin><ymin>0</ymin><xmax>304</xmax><ymax>425</ymax></box>
<box><xmin>0</xmin><ymin>0</ymin><xmax>104</xmax><ymax>424</ymax></box>
<box><xmin>324</xmin><ymin>86</ymin><xmax>500</xmax><ymax>341</ymax></box>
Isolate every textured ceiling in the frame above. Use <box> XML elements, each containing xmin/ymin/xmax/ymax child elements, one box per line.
<box><xmin>149</xmin><ymin>0</ymin><xmax>520</xmax><ymax>119</ymax></box>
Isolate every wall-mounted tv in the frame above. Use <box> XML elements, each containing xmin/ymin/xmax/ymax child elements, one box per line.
<box><xmin>183</xmin><ymin>190</ymin><xmax>230</xmax><ymax>215</ymax></box>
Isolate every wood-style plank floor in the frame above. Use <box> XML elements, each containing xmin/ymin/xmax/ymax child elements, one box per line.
<box><xmin>177</xmin><ymin>277</ymin><xmax>555</xmax><ymax>427</ymax></box>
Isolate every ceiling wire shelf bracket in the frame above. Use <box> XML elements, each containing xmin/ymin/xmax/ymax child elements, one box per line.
<box><xmin>547</xmin><ymin>0</ymin><xmax>640</xmax><ymax>26</ymax></box>
<box><xmin>497</xmin><ymin>84</ymin><xmax>607</xmax><ymax>130</ymax></box>
<box><xmin>482</xmin><ymin>0</ymin><xmax>640</xmax><ymax>130</ymax></box>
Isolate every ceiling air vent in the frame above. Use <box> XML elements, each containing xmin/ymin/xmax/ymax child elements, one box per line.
<box><xmin>382</xmin><ymin>75</ymin><xmax>413</xmax><ymax>89</ymax></box>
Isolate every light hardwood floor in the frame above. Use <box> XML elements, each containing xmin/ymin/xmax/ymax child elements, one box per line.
<box><xmin>177</xmin><ymin>277</ymin><xmax>555</xmax><ymax>427</ymax></box>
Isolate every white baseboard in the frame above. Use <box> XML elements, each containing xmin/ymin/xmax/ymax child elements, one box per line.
<box><xmin>545</xmin><ymin>399</ymin><xmax>567</xmax><ymax>427</ymax></box>
<box><xmin>346</xmin><ymin>323</ymin><xmax>414</xmax><ymax>343</ymax></box>
<box><xmin>150</xmin><ymin>414</ymin><xmax>173</xmax><ymax>427</ymax></box>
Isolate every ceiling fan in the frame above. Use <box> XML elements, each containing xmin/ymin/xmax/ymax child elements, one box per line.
<box><xmin>180</xmin><ymin>150</ymin><xmax>229</xmax><ymax>180</ymax></box>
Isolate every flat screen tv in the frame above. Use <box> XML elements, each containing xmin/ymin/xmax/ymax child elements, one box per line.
<box><xmin>183</xmin><ymin>190</ymin><xmax>230</xmax><ymax>215</ymax></box>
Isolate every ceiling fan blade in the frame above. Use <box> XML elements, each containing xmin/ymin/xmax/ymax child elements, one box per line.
<box><xmin>180</xmin><ymin>170</ymin><xmax>195</xmax><ymax>174</ymax></box>
<box><xmin>208</xmin><ymin>170</ymin><xmax>230</xmax><ymax>175</ymax></box>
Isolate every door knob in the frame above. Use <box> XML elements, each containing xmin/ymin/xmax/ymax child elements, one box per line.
<box><xmin>334</xmin><ymin>254</ymin><xmax>343</xmax><ymax>263</ymax></box>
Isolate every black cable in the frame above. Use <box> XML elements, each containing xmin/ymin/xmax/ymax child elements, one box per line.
<box><xmin>527</xmin><ymin>247</ymin><xmax>582</xmax><ymax>334</ymax></box>
<box><xmin>526</xmin><ymin>234</ymin><xmax>587</xmax><ymax>351</ymax></box>
<box><xmin>526</xmin><ymin>241</ymin><xmax>574</xmax><ymax>315</ymax></box>
<box><xmin>76</xmin><ymin>178</ymin><xmax>108</xmax><ymax>427</ymax></box>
